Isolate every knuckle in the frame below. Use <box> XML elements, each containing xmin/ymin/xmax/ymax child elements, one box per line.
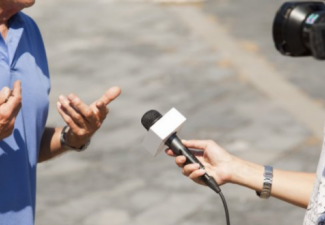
<box><xmin>77</xmin><ymin>129</ymin><xmax>87</xmax><ymax>137</ymax></box>
<box><xmin>95</xmin><ymin>122</ymin><xmax>101</xmax><ymax>129</ymax></box>
<box><xmin>16</xmin><ymin>95</ymin><xmax>22</xmax><ymax>102</ymax></box>
<box><xmin>65</xmin><ymin>117</ymin><xmax>72</xmax><ymax>124</ymax></box>
<box><xmin>72</xmin><ymin>97</ymin><xmax>81</xmax><ymax>106</ymax></box>
<box><xmin>74</xmin><ymin>114</ymin><xmax>82</xmax><ymax>121</ymax></box>
<box><xmin>84</xmin><ymin>109</ymin><xmax>93</xmax><ymax>118</ymax></box>
<box><xmin>2</xmin><ymin>111</ymin><xmax>10</xmax><ymax>119</ymax></box>
<box><xmin>68</xmin><ymin>93</ymin><xmax>76</xmax><ymax>99</ymax></box>
<box><xmin>61</xmin><ymin>99</ymin><xmax>69</xmax><ymax>107</ymax></box>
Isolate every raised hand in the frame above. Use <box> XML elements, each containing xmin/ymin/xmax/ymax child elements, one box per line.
<box><xmin>56</xmin><ymin>86</ymin><xmax>121</xmax><ymax>148</ymax></box>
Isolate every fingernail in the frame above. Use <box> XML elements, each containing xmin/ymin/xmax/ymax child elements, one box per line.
<box><xmin>4</xmin><ymin>89</ymin><xmax>10</xmax><ymax>96</ymax></box>
<box><xmin>57</xmin><ymin>102</ymin><xmax>62</xmax><ymax>108</ymax></box>
<box><xmin>194</xmin><ymin>163</ymin><xmax>201</xmax><ymax>169</ymax></box>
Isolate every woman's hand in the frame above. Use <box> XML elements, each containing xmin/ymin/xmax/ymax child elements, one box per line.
<box><xmin>165</xmin><ymin>139</ymin><xmax>238</xmax><ymax>186</ymax></box>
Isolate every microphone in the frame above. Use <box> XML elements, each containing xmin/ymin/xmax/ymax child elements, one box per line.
<box><xmin>141</xmin><ymin>109</ymin><xmax>221</xmax><ymax>194</ymax></box>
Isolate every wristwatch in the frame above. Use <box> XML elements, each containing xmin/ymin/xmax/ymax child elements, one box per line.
<box><xmin>60</xmin><ymin>126</ymin><xmax>90</xmax><ymax>152</ymax></box>
<box><xmin>256</xmin><ymin>165</ymin><xmax>273</xmax><ymax>199</ymax></box>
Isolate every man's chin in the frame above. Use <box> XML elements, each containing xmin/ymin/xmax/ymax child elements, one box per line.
<box><xmin>24</xmin><ymin>0</ymin><xmax>36</xmax><ymax>8</ymax></box>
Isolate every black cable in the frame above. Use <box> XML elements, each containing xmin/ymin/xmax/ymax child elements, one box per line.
<box><xmin>201</xmin><ymin>173</ymin><xmax>230</xmax><ymax>225</ymax></box>
<box><xmin>218</xmin><ymin>191</ymin><xmax>231</xmax><ymax>225</ymax></box>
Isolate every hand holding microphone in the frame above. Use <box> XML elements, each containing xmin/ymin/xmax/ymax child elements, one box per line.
<box><xmin>141</xmin><ymin>109</ymin><xmax>223</xmax><ymax>193</ymax></box>
<box><xmin>165</xmin><ymin>139</ymin><xmax>235</xmax><ymax>188</ymax></box>
<box><xmin>141</xmin><ymin>108</ymin><xmax>231</xmax><ymax>225</ymax></box>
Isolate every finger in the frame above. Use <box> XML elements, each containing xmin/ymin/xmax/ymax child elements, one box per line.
<box><xmin>12</xmin><ymin>80</ymin><xmax>21</xmax><ymax>98</ymax></box>
<box><xmin>58</xmin><ymin>95</ymin><xmax>87</xmax><ymax>127</ymax></box>
<box><xmin>182</xmin><ymin>163</ymin><xmax>200</xmax><ymax>176</ymax></box>
<box><xmin>5</xmin><ymin>81</ymin><xmax>22</xmax><ymax>112</ymax></box>
<box><xmin>0</xmin><ymin>87</ymin><xmax>11</xmax><ymax>105</ymax></box>
<box><xmin>175</xmin><ymin>155</ymin><xmax>187</xmax><ymax>168</ymax></box>
<box><xmin>0</xmin><ymin>99</ymin><xmax>21</xmax><ymax>121</ymax></box>
<box><xmin>182</xmin><ymin>140</ymin><xmax>210</xmax><ymax>151</ymax></box>
<box><xmin>57</xmin><ymin>101</ymin><xmax>81</xmax><ymax>131</ymax></box>
<box><xmin>189</xmin><ymin>148</ymin><xmax>204</xmax><ymax>157</ymax></box>
<box><xmin>9</xmin><ymin>102</ymin><xmax>22</xmax><ymax>119</ymax></box>
<box><xmin>95</xmin><ymin>101</ymin><xmax>109</xmax><ymax>121</ymax></box>
<box><xmin>194</xmin><ymin>177</ymin><xmax>208</xmax><ymax>186</ymax></box>
<box><xmin>95</xmin><ymin>86</ymin><xmax>121</xmax><ymax>106</ymax></box>
<box><xmin>67</xmin><ymin>94</ymin><xmax>97</xmax><ymax>124</ymax></box>
<box><xmin>189</xmin><ymin>169</ymin><xmax>206</xmax><ymax>180</ymax></box>
<box><xmin>3</xmin><ymin>117</ymin><xmax>16</xmax><ymax>137</ymax></box>
<box><xmin>165</xmin><ymin>149</ymin><xmax>176</xmax><ymax>157</ymax></box>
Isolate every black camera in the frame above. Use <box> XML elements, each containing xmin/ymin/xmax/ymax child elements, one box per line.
<box><xmin>273</xmin><ymin>1</ymin><xmax>325</xmax><ymax>59</ymax></box>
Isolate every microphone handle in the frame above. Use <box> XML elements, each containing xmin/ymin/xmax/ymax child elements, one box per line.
<box><xmin>166</xmin><ymin>133</ymin><xmax>221</xmax><ymax>193</ymax></box>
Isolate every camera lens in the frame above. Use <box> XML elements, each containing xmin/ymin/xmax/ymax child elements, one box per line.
<box><xmin>273</xmin><ymin>1</ymin><xmax>325</xmax><ymax>58</ymax></box>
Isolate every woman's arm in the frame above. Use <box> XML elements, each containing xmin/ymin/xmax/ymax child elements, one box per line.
<box><xmin>231</xmin><ymin>157</ymin><xmax>315</xmax><ymax>208</ymax></box>
<box><xmin>166</xmin><ymin>139</ymin><xmax>315</xmax><ymax>209</ymax></box>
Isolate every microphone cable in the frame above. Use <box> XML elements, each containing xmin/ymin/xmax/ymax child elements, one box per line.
<box><xmin>218</xmin><ymin>191</ymin><xmax>230</xmax><ymax>225</ymax></box>
<box><xmin>202</xmin><ymin>174</ymin><xmax>230</xmax><ymax>225</ymax></box>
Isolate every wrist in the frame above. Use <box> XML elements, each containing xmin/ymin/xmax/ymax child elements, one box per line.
<box><xmin>210</xmin><ymin>155</ymin><xmax>242</xmax><ymax>185</ymax></box>
<box><xmin>229</xmin><ymin>157</ymin><xmax>264</xmax><ymax>190</ymax></box>
<box><xmin>60</xmin><ymin>126</ymin><xmax>90</xmax><ymax>151</ymax></box>
<box><xmin>66</xmin><ymin>129</ymin><xmax>86</xmax><ymax>149</ymax></box>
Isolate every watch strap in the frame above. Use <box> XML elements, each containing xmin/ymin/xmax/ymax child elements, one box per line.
<box><xmin>256</xmin><ymin>165</ymin><xmax>273</xmax><ymax>199</ymax></box>
<box><xmin>60</xmin><ymin>126</ymin><xmax>90</xmax><ymax>152</ymax></box>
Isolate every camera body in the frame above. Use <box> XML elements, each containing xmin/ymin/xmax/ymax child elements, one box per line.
<box><xmin>273</xmin><ymin>1</ymin><xmax>325</xmax><ymax>59</ymax></box>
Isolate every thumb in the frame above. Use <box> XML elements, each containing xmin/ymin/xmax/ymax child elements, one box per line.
<box><xmin>93</xmin><ymin>86</ymin><xmax>121</xmax><ymax>106</ymax></box>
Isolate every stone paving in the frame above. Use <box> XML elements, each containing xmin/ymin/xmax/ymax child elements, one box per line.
<box><xmin>23</xmin><ymin>0</ymin><xmax>324</xmax><ymax>224</ymax></box>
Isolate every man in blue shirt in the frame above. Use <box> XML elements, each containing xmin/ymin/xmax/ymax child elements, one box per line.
<box><xmin>0</xmin><ymin>1</ymin><xmax>121</xmax><ymax>225</ymax></box>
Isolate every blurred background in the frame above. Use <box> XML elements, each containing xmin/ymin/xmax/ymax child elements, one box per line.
<box><xmin>24</xmin><ymin>0</ymin><xmax>325</xmax><ymax>224</ymax></box>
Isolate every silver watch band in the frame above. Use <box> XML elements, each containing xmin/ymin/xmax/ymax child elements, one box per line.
<box><xmin>256</xmin><ymin>165</ymin><xmax>273</xmax><ymax>199</ymax></box>
<box><xmin>60</xmin><ymin>126</ymin><xmax>90</xmax><ymax>152</ymax></box>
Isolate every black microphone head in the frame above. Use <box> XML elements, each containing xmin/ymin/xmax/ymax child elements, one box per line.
<box><xmin>141</xmin><ymin>110</ymin><xmax>163</xmax><ymax>130</ymax></box>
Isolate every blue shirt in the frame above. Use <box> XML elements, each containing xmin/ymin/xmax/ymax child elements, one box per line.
<box><xmin>0</xmin><ymin>12</ymin><xmax>50</xmax><ymax>225</ymax></box>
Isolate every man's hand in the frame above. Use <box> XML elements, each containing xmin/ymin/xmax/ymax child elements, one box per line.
<box><xmin>56</xmin><ymin>86</ymin><xmax>121</xmax><ymax>149</ymax></box>
<box><xmin>0</xmin><ymin>80</ymin><xmax>22</xmax><ymax>140</ymax></box>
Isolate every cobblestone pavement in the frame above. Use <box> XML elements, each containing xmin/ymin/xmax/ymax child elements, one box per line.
<box><xmin>24</xmin><ymin>0</ymin><xmax>324</xmax><ymax>224</ymax></box>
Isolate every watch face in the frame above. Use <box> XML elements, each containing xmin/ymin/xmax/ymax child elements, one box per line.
<box><xmin>261</xmin><ymin>193</ymin><xmax>268</xmax><ymax>199</ymax></box>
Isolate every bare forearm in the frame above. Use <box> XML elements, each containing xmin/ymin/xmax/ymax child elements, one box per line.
<box><xmin>231</xmin><ymin>157</ymin><xmax>315</xmax><ymax>208</ymax></box>
<box><xmin>38</xmin><ymin>127</ymin><xmax>67</xmax><ymax>163</ymax></box>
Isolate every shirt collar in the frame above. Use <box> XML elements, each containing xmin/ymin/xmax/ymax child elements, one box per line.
<box><xmin>8</xmin><ymin>12</ymin><xmax>24</xmax><ymax>28</ymax></box>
